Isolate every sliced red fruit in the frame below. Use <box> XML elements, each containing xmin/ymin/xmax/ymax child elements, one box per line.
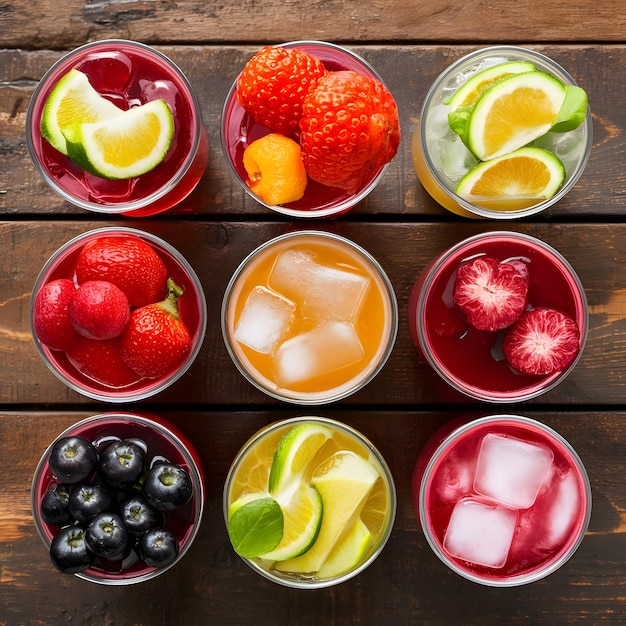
<box><xmin>453</xmin><ymin>255</ymin><xmax>528</xmax><ymax>332</ymax></box>
<box><xmin>33</xmin><ymin>278</ymin><xmax>80</xmax><ymax>351</ymax></box>
<box><xmin>502</xmin><ymin>306</ymin><xmax>581</xmax><ymax>376</ymax></box>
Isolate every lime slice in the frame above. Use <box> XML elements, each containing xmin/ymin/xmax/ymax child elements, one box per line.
<box><xmin>550</xmin><ymin>85</ymin><xmax>588</xmax><ymax>132</ymax></box>
<box><xmin>446</xmin><ymin>61</ymin><xmax>536</xmax><ymax>108</ymax></box>
<box><xmin>268</xmin><ymin>423</ymin><xmax>333</xmax><ymax>495</ymax></box>
<box><xmin>62</xmin><ymin>99</ymin><xmax>174</xmax><ymax>180</ymax></box>
<box><xmin>317</xmin><ymin>518</ymin><xmax>373</xmax><ymax>579</ymax></box>
<box><xmin>275</xmin><ymin>451</ymin><xmax>380</xmax><ymax>574</ymax></box>
<box><xmin>41</xmin><ymin>69</ymin><xmax>122</xmax><ymax>155</ymax></box>
<box><xmin>455</xmin><ymin>146</ymin><xmax>565</xmax><ymax>209</ymax></box>
<box><xmin>260</xmin><ymin>483</ymin><xmax>323</xmax><ymax>561</ymax></box>
<box><xmin>464</xmin><ymin>70</ymin><xmax>567</xmax><ymax>161</ymax></box>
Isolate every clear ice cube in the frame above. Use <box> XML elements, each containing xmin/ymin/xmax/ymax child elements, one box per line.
<box><xmin>545</xmin><ymin>471</ymin><xmax>580</xmax><ymax>547</ymax></box>
<box><xmin>443</xmin><ymin>498</ymin><xmax>517</xmax><ymax>568</ymax></box>
<box><xmin>474</xmin><ymin>434</ymin><xmax>554</xmax><ymax>509</ymax></box>
<box><xmin>273</xmin><ymin>321</ymin><xmax>364</xmax><ymax>386</ymax></box>
<box><xmin>268</xmin><ymin>250</ymin><xmax>370</xmax><ymax>322</ymax></box>
<box><xmin>234</xmin><ymin>286</ymin><xmax>295</xmax><ymax>354</ymax></box>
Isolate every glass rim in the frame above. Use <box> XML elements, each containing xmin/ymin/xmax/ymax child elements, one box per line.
<box><xmin>25</xmin><ymin>38</ymin><xmax>205</xmax><ymax>214</ymax></box>
<box><xmin>418</xmin><ymin>45</ymin><xmax>593</xmax><ymax>220</ymax></box>
<box><xmin>222</xmin><ymin>415</ymin><xmax>397</xmax><ymax>588</ymax></box>
<box><xmin>220</xmin><ymin>229</ymin><xmax>399</xmax><ymax>404</ymax></box>
<box><xmin>31</xmin><ymin>412</ymin><xmax>205</xmax><ymax>585</ymax></box>
<box><xmin>30</xmin><ymin>226</ymin><xmax>208</xmax><ymax>402</ymax></box>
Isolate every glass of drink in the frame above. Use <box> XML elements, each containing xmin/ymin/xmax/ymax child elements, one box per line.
<box><xmin>412</xmin><ymin>46</ymin><xmax>592</xmax><ymax>218</ymax></box>
<box><xmin>408</xmin><ymin>231</ymin><xmax>588</xmax><ymax>402</ymax></box>
<box><xmin>30</xmin><ymin>227</ymin><xmax>207</xmax><ymax>402</ymax></box>
<box><xmin>221</xmin><ymin>41</ymin><xmax>395</xmax><ymax>218</ymax></box>
<box><xmin>221</xmin><ymin>230</ymin><xmax>398</xmax><ymax>404</ymax></box>
<box><xmin>412</xmin><ymin>413</ymin><xmax>591</xmax><ymax>586</ymax></box>
<box><xmin>31</xmin><ymin>412</ymin><xmax>205</xmax><ymax>585</ymax></box>
<box><xmin>26</xmin><ymin>39</ymin><xmax>208</xmax><ymax>216</ymax></box>
<box><xmin>224</xmin><ymin>416</ymin><xmax>396</xmax><ymax>588</ymax></box>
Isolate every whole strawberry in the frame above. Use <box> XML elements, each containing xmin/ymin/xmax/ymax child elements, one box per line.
<box><xmin>299</xmin><ymin>70</ymin><xmax>400</xmax><ymax>192</ymax></box>
<box><xmin>120</xmin><ymin>278</ymin><xmax>192</xmax><ymax>379</ymax></box>
<box><xmin>33</xmin><ymin>278</ymin><xmax>80</xmax><ymax>351</ymax></box>
<box><xmin>237</xmin><ymin>46</ymin><xmax>326</xmax><ymax>136</ymax></box>
<box><xmin>74</xmin><ymin>236</ymin><xmax>167</xmax><ymax>307</ymax></box>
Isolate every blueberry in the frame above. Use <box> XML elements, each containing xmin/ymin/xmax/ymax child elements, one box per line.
<box><xmin>99</xmin><ymin>439</ymin><xmax>145</xmax><ymax>490</ymax></box>
<box><xmin>142</xmin><ymin>463</ymin><xmax>192</xmax><ymax>512</ymax></box>
<box><xmin>138</xmin><ymin>527</ymin><xmax>179</xmax><ymax>568</ymax></box>
<box><xmin>118</xmin><ymin>494</ymin><xmax>163</xmax><ymax>543</ymax></box>
<box><xmin>85</xmin><ymin>513</ymin><xmax>129</xmax><ymax>560</ymax></box>
<box><xmin>49</xmin><ymin>436</ymin><xmax>97</xmax><ymax>484</ymax></box>
<box><xmin>40</xmin><ymin>483</ymin><xmax>73</xmax><ymax>526</ymax></box>
<box><xmin>69</xmin><ymin>482</ymin><xmax>113</xmax><ymax>523</ymax></box>
<box><xmin>49</xmin><ymin>525</ymin><xmax>95</xmax><ymax>574</ymax></box>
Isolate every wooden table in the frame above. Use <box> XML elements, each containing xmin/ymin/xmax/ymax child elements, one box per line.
<box><xmin>2</xmin><ymin>2</ymin><xmax>626</xmax><ymax>624</ymax></box>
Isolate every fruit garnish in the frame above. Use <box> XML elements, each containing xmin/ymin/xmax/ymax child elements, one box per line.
<box><xmin>41</xmin><ymin>69</ymin><xmax>122</xmax><ymax>155</ymax></box>
<box><xmin>32</xmin><ymin>278</ymin><xmax>79</xmax><ymax>351</ymax></box>
<box><xmin>62</xmin><ymin>99</ymin><xmax>174</xmax><ymax>180</ymax></box>
<box><xmin>446</xmin><ymin>61</ymin><xmax>536</xmax><ymax>108</ymax></box>
<box><xmin>236</xmin><ymin>46</ymin><xmax>326</xmax><ymax>136</ymax></box>
<box><xmin>299</xmin><ymin>70</ymin><xmax>400</xmax><ymax>192</ymax></box>
<box><xmin>260</xmin><ymin>482</ymin><xmax>323</xmax><ymax>561</ymax></box>
<box><xmin>49</xmin><ymin>526</ymin><xmax>95</xmax><ymax>574</ymax></box>
<box><xmin>453</xmin><ymin>255</ymin><xmax>529</xmax><ymax>332</ymax></box>
<box><xmin>317</xmin><ymin>518</ymin><xmax>373</xmax><ymax>579</ymax></box>
<box><xmin>503</xmin><ymin>306</ymin><xmax>581</xmax><ymax>375</ymax></box>
<box><xmin>360</xmin><ymin>475</ymin><xmax>390</xmax><ymax>538</ymax></box>
<box><xmin>549</xmin><ymin>85</ymin><xmax>589</xmax><ymax>133</ymax></box>
<box><xmin>142</xmin><ymin>463</ymin><xmax>193</xmax><ymax>512</ymax></box>
<box><xmin>48</xmin><ymin>436</ymin><xmax>98</xmax><ymax>484</ymax></box>
<box><xmin>41</xmin><ymin>484</ymin><xmax>73</xmax><ymax>527</ymax></box>
<box><xmin>268</xmin><ymin>423</ymin><xmax>333</xmax><ymax>495</ymax></box>
<box><xmin>275</xmin><ymin>450</ymin><xmax>380</xmax><ymax>574</ymax></box>
<box><xmin>243</xmin><ymin>133</ymin><xmax>308</xmax><ymax>205</ymax></box>
<box><xmin>455</xmin><ymin>146</ymin><xmax>566</xmax><ymax>209</ymax></box>
<box><xmin>74</xmin><ymin>236</ymin><xmax>168</xmax><ymax>308</ymax></box>
<box><xmin>120</xmin><ymin>277</ymin><xmax>192</xmax><ymax>379</ymax></box>
<box><xmin>229</xmin><ymin>434</ymin><xmax>279</xmax><ymax>500</ymax></box>
<box><xmin>85</xmin><ymin>512</ymin><xmax>129</xmax><ymax>559</ymax></box>
<box><xmin>138</xmin><ymin>528</ymin><xmax>179</xmax><ymax>568</ymax></box>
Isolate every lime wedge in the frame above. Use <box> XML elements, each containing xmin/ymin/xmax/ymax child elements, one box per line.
<box><xmin>260</xmin><ymin>483</ymin><xmax>323</xmax><ymax>561</ymax></box>
<box><xmin>275</xmin><ymin>451</ymin><xmax>380</xmax><ymax>574</ymax></box>
<box><xmin>550</xmin><ymin>85</ymin><xmax>588</xmax><ymax>132</ymax></box>
<box><xmin>268</xmin><ymin>423</ymin><xmax>333</xmax><ymax>495</ymax></box>
<box><xmin>41</xmin><ymin>69</ymin><xmax>122</xmax><ymax>155</ymax></box>
<box><xmin>317</xmin><ymin>518</ymin><xmax>373</xmax><ymax>579</ymax></box>
<box><xmin>62</xmin><ymin>99</ymin><xmax>174</xmax><ymax>180</ymax></box>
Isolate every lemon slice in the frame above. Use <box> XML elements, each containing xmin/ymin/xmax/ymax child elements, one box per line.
<box><xmin>260</xmin><ymin>483</ymin><xmax>323</xmax><ymax>561</ymax></box>
<box><xmin>41</xmin><ymin>69</ymin><xmax>122</xmax><ymax>155</ymax></box>
<box><xmin>268</xmin><ymin>423</ymin><xmax>333</xmax><ymax>495</ymax></box>
<box><xmin>465</xmin><ymin>70</ymin><xmax>567</xmax><ymax>160</ymax></box>
<box><xmin>317</xmin><ymin>518</ymin><xmax>373</xmax><ymax>579</ymax></box>
<box><xmin>455</xmin><ymin>146</ymin><xmax>565</xmax><ymax>210</ymax></box>
<box><xmin>275</xmin><ymin>451</ymin><xmax>380</xmax><ymax>574</ymax></box>
<box><xmin>62</xmin><ymin>99</ymin><xmax>174</xmax><ymax>180</ymax></box>
<box><xmin>446</xmin><ymin>61</ymin><xmax>536</xmax><ymax>108</ymax></box>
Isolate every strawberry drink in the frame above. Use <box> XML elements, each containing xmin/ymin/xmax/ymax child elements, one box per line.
<box><xmin>408</xmin><ymin>231</ymin><xmax>588</xmax><ymax>402</ymax></box>
<box><xmin>31</xmin><ymin>227</ymin><xmax>207</xmax><ymax>402</ymax></box>
<box><xmin>26</xmin><ymin>40</ymin><xmax>208</xmax><ymax>216</ymax></box>
<box><xmin>221</xmin><ymin>41</ymin><xmax>400</xmax><ymax>218</ymax></box>
<box><xmin>32</xmin><ymin>412</ymin><xmax>205</xmax><ymax>585</ymax></box>
<box><xmin>412</xmin><ymin>414</ymin><xmax>591</xmax><ymax>586</ymax></box>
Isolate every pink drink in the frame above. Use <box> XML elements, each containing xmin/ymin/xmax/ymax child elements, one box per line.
<box><xmin>408</xmin><ymin>231</ymin><xmax>588</xmax><ymax>402</ymax></box>
<box><xmin>31</xmin><ymin>413</ymin><xmax>205</xmax><ymax>585</ymax></box>
<box><xmin>26</xmin><ymin>40</ymin><xmax>208</xmax><ymax>216</ymax></box>
<box><xmin>221</xmin><ymin>41</ymin><xmax>390</xmax><ymax>218</ymax></box>
<box><xmin>412</xmin><ymin>414</ymin><xmax>591</xmax><ymax>586</ymax></box>
<box><xmin>30</xmin><ymin>227</ymin><xmax>207</xmax><ymax>402</ymax></box>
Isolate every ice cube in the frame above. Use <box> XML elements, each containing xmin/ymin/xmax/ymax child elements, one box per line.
<box><xmin>474</xmin><ymin>434</ymin><xmax>554</xmax><ymax>509</ymax></box>
<box><xmin>432</xmin><ymin>451</ymin><xmax>473</xmax><ymax>504</ymax></box>
<box><xmin>268</xmin><ymin>250</ymin><xmax>370</xmax><ymax>322</ymax></box>
<box><xmin>443</xmin><ymin>498</ymin><xmax>517</xmax><ymax>568</ymax></box>
<box><xmin>273</xmin><ymin>321</ymin><xmax>364</xmax><ymax>386</ymax></box>
<box><xmin>545</xmin><ymin>471</ymin><xmax>580</xmax><ymax>546</ymax></box>
<box><xmin>234</xmin><ymin>286</ymin><xmax>295</xmax><ymax>354</ymax></box>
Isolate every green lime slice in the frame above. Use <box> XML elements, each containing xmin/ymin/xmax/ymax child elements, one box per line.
<box><xmin>41</xmin><ymin>69</ymin><xmax>122</xmax><ymax>155</ymax></box>
<box><xmin>550</xmin><ymin>85</ymin><xmax>588</xmax><ymax>132</ymax></box>
<box><xmin>317</xmin><ymin>518</ymin><xmax>373</xmax><ymax>579</ymax></box>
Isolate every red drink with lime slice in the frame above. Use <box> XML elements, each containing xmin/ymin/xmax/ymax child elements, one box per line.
<box><xmin>26</xmin><ymin>40</ymin><xmax>208</xmax><ymax>216</ymax></box>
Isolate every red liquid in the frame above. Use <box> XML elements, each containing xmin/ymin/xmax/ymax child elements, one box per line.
<box><xmin>32</xmin><ymin>413</ymin><xmax>204</xmax><ymax>583</ymax></box>
<box><xmin>27</xmin><ymin>41</ymin><xmax>207</xmax><ymax>215</ymax></box>
<box><xmin>412</xmin><ymin>416</ymin><xmax>590</xmax><ymax>584</ymax></box>
<box><xmin>408</xmin><ymin>232</ymin><xmax>587</xmax><ymax>401</ymax></box>
<box><xmin>221</xmin><ymin>42</ymin><xmax>388</xmax><ymax>218</ymax></box>
<box><xmin>32</xmin><ymin>229</ymin><xmax>205</xmax><ymax>401</ymax></box>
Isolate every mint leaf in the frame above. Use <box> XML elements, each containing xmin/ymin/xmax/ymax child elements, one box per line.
<box><xmin>448</xmin><ymin>106</ymin><xmax>473</xmax><ymax>148</ymax></box>
<box><xmin>550</xmin><ymin>85</ymin><xmax>588</xmax><ymax>132</ymax></box>
<box><xmin>228</xmin><ymin>496</ymin><xmax>283</xmax><ymax>559</ymax></box>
